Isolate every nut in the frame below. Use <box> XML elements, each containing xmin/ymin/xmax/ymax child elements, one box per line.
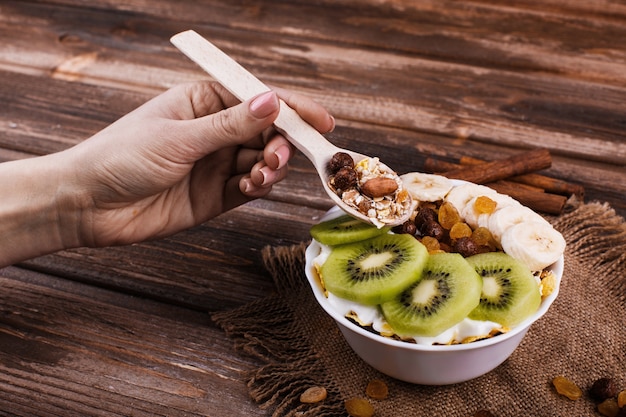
<box><xmin>360</xmin><ymin>177</ymin><xmax>398</xmax><ymax>198</ymax></box>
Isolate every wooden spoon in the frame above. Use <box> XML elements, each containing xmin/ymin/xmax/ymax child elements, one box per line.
<box><xmin>170</xmin><ymin>30</ymin><xmax>411</xmax><ymax>227</ymax></box>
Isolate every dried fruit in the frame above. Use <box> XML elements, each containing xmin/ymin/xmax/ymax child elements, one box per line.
<box><xmin>589</xmin><ymin>377</ymin><xmax>618</xmax><ymax>402</ymax></box>
<box><xmin>421</xmin><ymin>221</ymin><xmax>445</xmax><ymax>240</ymax></box>
<box><xmin>471</xmin><ymin>226</ymin><xmax>495</xmax><ymax>248</ymax></box>
<box><xmin>552</xmin><ymin>375</ymin><xmax>583</xmax><ymax>400</ymax></box>
<box><xmin>365</xmin><ymin>379</ymin><xmax>388</xmax><ymax>400</ymax></box>
<box><xmin>300</xmin><ymin>386</ymin><xmax>327</xmax><ymax>403</ymax></box>
<box><xmin>361</xmin><ymin>177</ymin><xmax>399</xmax><ymax>198</ymax></box>
<box><xmin>449</xmin><ymin>222</ymin><xmax>472</xmax><ymax>240</ymax></box>
<box><xmin>438</xmin><ymin>201</ymin><xmax>461</xmax><ymax>229</ymax></box>
<box><xmin>421</xmin><ymin>236</ymin><xmax>441</xmax><ymax>253</ymax></box>
<box><xmin>597</xmin><ymin>397</ymin><xmax>620</xmax><ymax>417</ymax></box>
<box><xmin>617</xmin><ymin>389</ymin><xmax>626</xmax><ymax>408</ymax></box>
<box><xmin>345</xmin><ymin>397</ymin><xmax>374</xmax><ymax>417</ymax></box>
<box><xmin>474</xmin><ymin>195</ymin><xmax>497</xmax><ymax>214</ymax></box>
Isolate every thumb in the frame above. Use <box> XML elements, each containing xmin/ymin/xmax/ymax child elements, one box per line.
<box><xmin>184</xmin><ymin>90</ymin><xmax>280</xmax><ymax>154</ymax></box>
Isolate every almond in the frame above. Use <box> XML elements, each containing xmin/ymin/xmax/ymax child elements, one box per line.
<box><xmin>361</xmin><ymin>177</ymin><xmax>398</xmax><ymax>198</ymax></box>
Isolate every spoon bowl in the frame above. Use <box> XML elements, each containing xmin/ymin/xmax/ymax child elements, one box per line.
<box><xmin>170</xmin><ymin>30</ymin><xmax>412</xmax><ymax>227</ymax></box>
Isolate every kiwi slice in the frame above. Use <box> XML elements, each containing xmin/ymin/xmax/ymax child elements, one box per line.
<box><xmin>380</xmin><ymin>253</ymin><xmax>482</xmax><ymax>337</ymax></box>
<box><xmin>310</xmin><ymin>214</ymin><xmax>391</xmax><ymax>246</ymax></box>
<box><xmin>320</xmin><ymin>234</ymin><xmax>428</xmax><ymax>305</ymax></box>
<box><xmin>466</xmin><ymin>252</ymin><xmax>541</xmax><ymax>327</ymax></box>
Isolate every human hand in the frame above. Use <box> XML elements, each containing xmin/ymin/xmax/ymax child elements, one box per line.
<box><xmin>60</xmin><ymin>81</ymin><xmax>335</xmax><ymax>248</ymax></box>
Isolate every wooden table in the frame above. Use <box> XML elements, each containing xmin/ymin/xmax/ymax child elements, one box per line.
<box><xmin>1</xmin><ymin>1</ymin><xmax>625</xmax><ymax>415</ymax></box>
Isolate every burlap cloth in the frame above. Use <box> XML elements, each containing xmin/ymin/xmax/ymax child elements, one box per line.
<box><xmin>212</xmin><ymin>202</ymin><xmax>626</xmax><ymax>416</ymax></box>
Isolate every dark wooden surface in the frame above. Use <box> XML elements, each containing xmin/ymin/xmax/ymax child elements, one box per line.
<box><xmin>1</xmin><ymin>1</ymin><xmax>625</xmax><ymax>415</ymax></box>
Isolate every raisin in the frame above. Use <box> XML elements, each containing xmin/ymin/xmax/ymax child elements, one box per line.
<box><xmin>474</xmin><ymin>195</ymin><xmax>497</xmax><ymax>214</ymax></box>
<box><xmin>300</xmin><ymin>386</ymin><xmax>327</xmax><ymax>403</ymax></box>
<box><xmin>344</xmin><ymin>397</ymin><xmax>374</xmax><ymax>417</ymax></box>
<box><xmin>597</xmin><ymin>398</ymin><xmax>620</xmax><ymax>417</ymax></box>
<box><xmin>449</xmin><ymin>222</ymin><xmax>472</xmax><ymax>240</ymax></box>
<box><xmin>421</xmin><ymin>236</ymin><xmax>441</xmax><ymax>253</ymax></box>
<box><xmin>365</xmin><ymin>379</ymin><xmax>389</xmax><ymax>400</ymax></box>
<box><xmin>589</xmin><ymin>378</ymin><xmax>618</xmax><ymax>402</ymax></box>
<box><xmin>552</xmin><ymin>375</ymin><xmax>583</xmax><ymax>400</ymax></box>
<box><xmin>331</xmin><ymin>167</ymin><xmax>358</xmax><ymax>191</ymax></box>
<box><xmin>617</xmin><ymin>389</ymin><xmax>626</xmax><ymax>408</ymax></box>
<box><xmin>438</xmin><ymin>201</ymin><xmax>461</xmax><ymax>230</ymax></box>
<box><xmin>329</xmin><ymin>152</ymin><xmax>354</xmax><ymax>173</ymax></box>
<box><xmin>471</xmin><ymin>226</ymin><xmax>495</xmax><ymax>247</ymax></box>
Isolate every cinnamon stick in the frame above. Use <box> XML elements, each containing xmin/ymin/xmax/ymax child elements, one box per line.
<box><xmin>485</xmin><ymin>181</ymin><xmax>566</xmax><ymax>215</ymax></box>
<box><xmin>459</xmin><ymin>156</ymin><xmax>585</xmax><ymax>199</ymax></box>
<box><xmin>423</xmin><ymin>157</ymin><xmax>566</xmax><ymax>214</ymax></box>
<box><xmin>436</xmin><ymin>148</ymin><xmax>552</xmax><ymax>184</ymax></box>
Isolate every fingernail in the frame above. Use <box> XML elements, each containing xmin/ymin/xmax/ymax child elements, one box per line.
<box><xmin>241</xmin><ymin>178</ymin><xmax>254</xmax><ymax>194</ymax></box>
<box><xmin>259</xmin><ymin>166</ymin><xmax>273</xmax><ymax>185</ymax></box>
<box><xmin>249</xmin><ymin>91</ymin><xmax>279</xmax><ymax>119</ymax></box>
<box><xmin>274</xmin><ymin>145</ymin><xmax>290</xmax><ymax>169</ymax></box>
<box><xmin>328</xmin><ymin>115</ymin><xmax>336</xmax><ymax>132</ymax></box>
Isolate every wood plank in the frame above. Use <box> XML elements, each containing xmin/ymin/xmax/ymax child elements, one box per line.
<box><xmin>20</xmin><ymin>199</ymin><xmax>326</xmax><ymax>311</ymax></box>
<box><xmin>0</xmin><ymin>1</ymin><xmax>625</xmax><ymax>164</ymax></box>
<box><xmin>0</xmin><ymin>266</ymin><xmax>267</xmax><ymax>416</ymax></box>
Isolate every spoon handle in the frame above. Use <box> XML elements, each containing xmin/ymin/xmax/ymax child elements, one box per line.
<box><xmin>170</xmin><ymin>30</ymin><xmax>339</xmax><ymax>170</ymax></box>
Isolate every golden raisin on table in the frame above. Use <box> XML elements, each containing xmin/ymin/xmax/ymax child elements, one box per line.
<box><xmin>365</xmin><ymin>379</ymin><xmax>389</xmax><ymax>400</ymax></box>
<box><xmin>552</xmin><ymin>375</ymin><xmax>583</xmax><ymax>400</ymax></box>
<box><xmin>299</xmin><ymin>386</ymin><xmax>327</xmax><ymax>404</ymax></box>
<box><xmin>345</xmin><ymin>397</ymin><xmax>374</xmax><ymax>417</ymax></box>
<box><xmin>617</xmin><ymin>389</ymin><xmax>626</xmax><ymax>408</ymax></box>
<box><xmin>597</xmin><ymin>397</ymin><xmax>620</xmax><ymax>417</ymax></box>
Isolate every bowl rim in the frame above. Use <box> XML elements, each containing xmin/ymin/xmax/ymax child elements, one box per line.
<box><xmin>304</xmin><ymin>205</ymin><xmax>563</xmax><ymax>353</ymax></box>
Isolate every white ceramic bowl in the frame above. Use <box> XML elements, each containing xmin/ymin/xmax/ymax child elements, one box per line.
<box><xmin>305</xmin><ymin>207</ymin><xmax>563</xmax><ymax>385</ymax></box>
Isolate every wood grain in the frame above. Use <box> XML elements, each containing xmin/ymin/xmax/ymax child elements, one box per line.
<box><xmin>0</xmin><ymin>0</ymin><xmax>625</xmax><ymax>415</ymax></box>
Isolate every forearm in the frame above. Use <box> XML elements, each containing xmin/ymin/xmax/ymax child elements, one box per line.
<box><xmin>0</xmin><ymin>152</ymin><xmax>82</xmax><ymax>267</ymax></box>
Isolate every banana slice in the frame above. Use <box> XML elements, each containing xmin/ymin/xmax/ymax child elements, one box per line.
<box><xmin>474</xmin><ymin>194</ymin><xmax>522</xmax><ymax>230</ymax></box>
<box><xmin>400</xmin><ymin>173</ymin><xmax>454</xmax><ymax>202</ymax></box>
<box><xmin>486</xmin><ymin>204</ymin><xmax>545</xmax><ymax>243</ymax></box>
<box><xmin>500</xmin><ymin>221</ymin><xmax>566</xmax><ymax>271</ymax></box>
<box><xmin>444</xmin><ymin>183</ymin><xmax>497</xmax><ymax>214</ymax></box>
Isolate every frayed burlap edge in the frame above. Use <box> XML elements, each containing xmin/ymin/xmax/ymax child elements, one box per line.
<box><xmin>553</xmin><ymin>201</ymin><xmax>626</xmax><ymax>304</ymax></box>
<box><xmin>212</xmin><ymin>201</ymin><xmax>626</xmax><ymax>416</ymax></box>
